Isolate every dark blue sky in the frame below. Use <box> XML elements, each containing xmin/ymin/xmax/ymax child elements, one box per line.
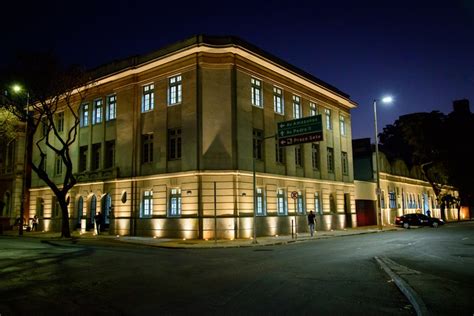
<box><xmin>2</xmin><ymin>0</ymin><xmax>473</xmax><ymax>140</ymax></box>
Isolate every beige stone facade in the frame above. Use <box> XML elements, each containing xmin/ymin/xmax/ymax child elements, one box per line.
<box><xmin>28</xmin><ymin>36</ymin><xmax>358</xmax><ymax>238</ymax></box>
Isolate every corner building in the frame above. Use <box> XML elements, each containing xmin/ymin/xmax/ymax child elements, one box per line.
<box><xmin>29</xmin><ymin>36</ymin><xmax>358</xmax><ymax>238</ymax></box>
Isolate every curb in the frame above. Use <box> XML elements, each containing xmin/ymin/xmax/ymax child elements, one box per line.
<box><xmin>374</xmin><ymin>256</ymin><xmax>429</xmax><ymax>316</ymax></box>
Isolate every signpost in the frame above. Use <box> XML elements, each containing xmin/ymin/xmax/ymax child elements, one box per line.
<box><xmin>291</xmin><ymin>191</ymin><xmax>298</xmax><ymax>239</ymax></box>
<box><xmin>277</xmin><ymin>115</ymin><xmax>323</xmax><ymax>147</ymax></box>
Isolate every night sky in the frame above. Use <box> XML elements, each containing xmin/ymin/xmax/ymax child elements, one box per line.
<box><xmin>2</xmin><ymin>0</ymin><xmax>473</xmax><ymax>140</ymax></box>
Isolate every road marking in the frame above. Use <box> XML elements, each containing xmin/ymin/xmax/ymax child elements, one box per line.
<box><xmin>375</xmin><ymin>256</ymin><xmax>429</xmax><ymax>316</ymax></box>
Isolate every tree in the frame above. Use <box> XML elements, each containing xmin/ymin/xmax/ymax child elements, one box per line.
<box><xmin>0</xmin><ymin>108</ymin><xmax>20</xmax><ymax>146</ymax></box>
<box><xmin>379</xmin><ymin>106</ymin><xmax>473</xmax><ymax>221</ymax></box>
<box><xmin>1</xmin><ymin>52</ymin><xmax>91</xmax><ymax>237</ymax></box>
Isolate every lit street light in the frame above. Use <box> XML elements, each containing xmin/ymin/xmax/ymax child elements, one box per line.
<box><xmin>373</xmin><ymin>96</ymin><xmax>393</xmax><ymax>230</ymax></box>
<box><xmin>11</xmin><ymin>84</ymin><xmax>30</xmax><ymax>236</ymax></box>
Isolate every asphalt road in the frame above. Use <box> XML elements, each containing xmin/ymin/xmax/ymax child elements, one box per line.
<box><xmin>0</xmin><ymin>222</ymin><xmax>472</xmax><ymax>315</ymax></box>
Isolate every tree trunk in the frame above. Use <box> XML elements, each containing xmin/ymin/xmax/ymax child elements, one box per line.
<box><xmin>60</xmin><ymin>199</ymin><xmax>71</xmax><ymax>238</ymax></box>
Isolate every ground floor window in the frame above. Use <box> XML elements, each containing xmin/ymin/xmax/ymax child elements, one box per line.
<box><xmin>256</xmin><ymin>187</ymin><xmax>265</xmax><ymax>216</ymax></box>
<box><xmin>142</xmin><ymin>190</ymin><xmax>153</xmax><ymax>218</ymax></box>
<box><xmin>169</xmin><ymin>188</ymin><xmax>181</xmax><ymax>216</ymax></box>
<box><xmin>277</xmin><ymin>189</ymin><xmax>287</xmax><ymax>215</ymax></box>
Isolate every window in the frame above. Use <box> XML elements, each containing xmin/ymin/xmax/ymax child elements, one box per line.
<box><xmin>141</xmin><ymin>190</ymin><xmax>153</xmax><ymax>217</ymax></box>
<box><xmin>389</xmin><ymin>191</ymin><xmax>396</xmax><ymax>208</ymax></box>
<box><xmin>142</xmin><ymin>84</ymin><xmax>154</xmax><ymax>112</ymax></box>
<box><xmin>309</xmin><ymin>102</ymin><xmax>317</xmax><ymax>116</ymax></box>
<box><xmin>275</xmin><ymin>143</ymin><xmax>285</xmax><ymax>164</ymax></box>
<box><xmin>253</xmin><ymin>129</ymin><xmax>263</xmax><ymax>160</ymax></box>
<box><xmin>325</xmin><ymin>108</ymin><xmax>332</xmax><ymax>130</ymax></box>
<box><xmin>251</xmin><ymin>78</ymin><xmax>263</xmax><ymax>108</ymax></box>
<box><xmin>381</xmin><ymin>191</ymin><xmax>386</xmax><ymax>208</ymax></box>
<box><xmin>168</xmin><ymin>128</ymin><xmax>182</xmax><ymax>160</ymax></box>
<box><xmin>295</xmin><ymin>145</ymin><xmax>302</xmax><ymax>167</ymax></box>
<box><xmin>297</xmin><ymin>192</ymin><xmax>304</xmax><ymax>214</ymax></box>
<box><xmin>92</xmin><ymin>99</ymin><xmax>102</xmax><ymax>124</ymax></box>
<box><xmin>273</xmin><ymin>87</ymin><xmax>284</xmax><ymax>114</ymax></box>
<box><xmin>327</xmin><ymin>147</ymin><xmax>334</xmax><ymax>173</ymax></box>
<box><xmin>36</xmin><ymin>197</ymin><xmax>44</xmax><ymax>217</ymax></box>
<box><xmin>56</xmin><ymin>112</ymin><xmax>64</xmax><ymax>132</ymax></box>
<box><xmin>40</xmin><ymin>154</ymin><xmax>47</xmax><ymax>172</ymax></box>
<box><xmin>105</xmin><ymin>140</ymin><xmax>115</xmax><ymax>168</ymax></box>
<box><xmin>340</xmin><ymin>115</ymin><xmax>346</xmax><ymax>136</ymax></box>
<box><xmin>52</xmin><ymin>197</ymin><xmax>60</xmax><ymax>218</ymax></box>
<box><xmin>256</xmin><ymin>187</ymin><xmax>265</xmax><ymax>216</ymax></box>
<box><xmin>169</xmin><ymin>188</ymin><xmax>181</xmax><ymax>216</ymax></box>
<box><xmin>314</xmin><ymin>192</ymin><xmax>321</xmax><ymax>214</ymax></box>
<box><xmin>312</xmin><ymin>143</ymin><xmax>320</xmax><ymax>169</ymax></box>
<box><xmin>80</xmin><ymin>103</ymin><xmax>89</xmax><ymax>127</ymax></box>
<box><xmin>79</xmin><ymin>146</ymin><xmax>88</xmax><ymax>171</ymax></box>
<box><xmin>342</xmin><ymin>151</ymin><xmax>348</xmax><ymax>175</ymax></box>
<box><xmin>292</xmin><ymin>95</ymin><xmax>301</xmax><ymax>119</ymax></box>
<box><xmin>168</xmin><ymin>75</ymin><xmax>182</xmax><ymax>105</ymax></box>
<box><xmin>55</xmin><ymin>154</ymin><xmax>62</xmax><ymax>175</ymax></box>
<box><xmin>106</xmin><ymin>95</ymin><xmax>116</xmax><ymax>121</ymax></box>
<box><xmin>92</xmin><ymin>143</ymin><xmax>101</xmax><ymax>170</ymax></box>
<box><xmin>90</xmin><ymin>195</ymin><xmax>97</xmax><ymax>225</ymax></box>
<box><xmin>277</xmin><ymin>189</ymin><xmax>287</xmax><ymax>215</ymax></box>
<box><xmin>142</xmin><ymin>134</ymin><xmax>153</xmax><ymax>163</ymax></box>
<box><xmin>41</xmin><ymin>118</ymin><xmax>48</xmax><ymax>136</ymax></box>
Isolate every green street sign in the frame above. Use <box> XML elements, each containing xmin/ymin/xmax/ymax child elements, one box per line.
<box><xmin>277</xmin><ymin>115</ymin><xmax>323</xmax><ymax>146</ymax></box>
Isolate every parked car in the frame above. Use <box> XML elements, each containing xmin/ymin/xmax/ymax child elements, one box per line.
<box><xmin>395</xmin><ymin>213</ymin><xmax>445</xmax><ymax>229</ymax></box>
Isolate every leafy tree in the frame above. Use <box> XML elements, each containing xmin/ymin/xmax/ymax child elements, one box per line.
<box><xmin>1</xmin><ymin>52</ymin><xmax>91</xmax><ymax>237</ymax></box>
<box><xmin>379</xmin><ymin>106</ymin><xmax>473</xmax><ymax>220</ymax></box>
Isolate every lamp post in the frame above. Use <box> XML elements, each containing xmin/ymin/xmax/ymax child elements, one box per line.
<box><xmin>12</xmin><ymin>84</ymin><xmax>30</xmax><ymax>236</ymax></box>
<box><xmin>373</xmin><ymin>96</ymin><xmax>392</xmax><ymax>231</ymax></box>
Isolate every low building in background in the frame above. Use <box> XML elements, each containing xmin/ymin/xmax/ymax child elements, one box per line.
<box><xmin>352</xmin><ymin>138</ymin><xmax>460</xmax><ymax>226</ymax></box>
<box><xmin>28</xmin><ymin>35</ymin><xmax>358</xmax><ymax>238</ymax></box>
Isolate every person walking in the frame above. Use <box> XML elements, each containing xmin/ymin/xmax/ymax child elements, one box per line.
<box><xmin>307</xmin><ymin>210</ymin><xmax>316</xmax><ymax>237</ymax></box>
<box><xmin>32</xmin><ymin>215</ymin><xmax>38</xmax><ymax>231</ymax></box>
<box><xmin>94</xmin><ymin>211</ymin><xmax>103</xmax><ymax>235</ymax></box>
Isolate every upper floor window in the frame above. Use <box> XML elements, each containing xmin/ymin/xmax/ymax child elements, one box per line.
<box><xmin>91</xmin><ymin>143</ymin><xmax>101</xmax><ymax>170</ymax></box>
<box><xmin>142</xmin><ymin>133</ymin><xmax>154</xmax><ymax>163</ymax></box>
<box><xmin>325</xmin><ymin>108</ymin><xmax>332</xmax><ymax>130</ymax></box>
<box><xmin>292</xmin><ymin>95</ymin><xmax>301</xmax><ymax>119</ymax></box>
<box><xmin>41</xmin><ymin>117</ymin><xmax>48</xmax><ymax>136</ymax></box>
<box><xmin>273</xmin><ymin>87</ymin><xmax>284</xmax><ymax>114</ymax></box>
<box><xmin>168</xmin><ymin>128</ymin><xmax>182</xmax><ymax>160</ymax></box>
<box><xmin>168</xmin><ymin>75</ymin><xmax>182</xmax><ymax>105</ymax></box>
<box><xmin>55</xmin><ymin>154</ymin><xmax>62</xmax><ymax>176</ymax></box>
<box><xmin>327</xmin><ymin>147</ymin><xmax>334</xmax><ymax>173</ymax></box>
<box><xmin>340</xmin><ymin>115</ymin><xmax>346</xmax><ymax>136</ymax></box>
<box><xmin>309</xmin><ymin>102</ymin><xmax>317</xmax><ymax>116</ymax></box>
<box><xmin>142</xmin><ymin>84</ymin><xmax>154</xmax><ymax>112</ymax></box>
<box><xmin>56</xmin><ymin>112</ymin><xmax>64</xmax><ymax>132</ymax></box>
<box><xmin>80</xmin><ymin>103</ymin><xmax>89</xmax><ymax>127</ymax></box>
<box><xmin>277</xmin><ymin>188</ymin><xmax>287</xmax><ymax>215</ymax></box>
<box><xmin>92</xmin><ymin>99</ymin><xmax>102</xmax><ymax>125</ymax></box>
<box><xmin>251</xmin><ymin>78</ymin><xmax>263</xmax><ymax>108</ymax></box>
<box><xmin>141</xmin><ymin>190</ymin><xmax>153</xmax><ymax>218</ymax></box>
<box><xmin>389</xmin><ymin>191</ymin><xmax>397</xmax><ymax>208</ymax></box>
<box><xmin>312</xmin><ymin>143</ymin><xmax>320</xmax><ymax>170</ymax></box>
<box><xmin>105</xmin><ymin>140</ymin><xmax>115</xmax><ymax>168</ymax></box>
<box><xmin>256</xmin><ymin>187</ymin><xmax>266</xmax><ymax>216</ymax></box>
<box><xmin>295</xmin><ymin>145</ymin><xmax>302</xmax><ymax>167</ymax></box>
<box><xmin>342</xmin><ymin>151</ymin><xmax>349</xmax><ymax>175</ymax></box>
<box><xmin>106</xmin><ymin>95</ymin><xmax>117</xmax><ymax>121</ymax></box>
<box><xmin>253</xmin><ymin>129</ymin><xmax>263</xmax><ymax>160</ymax></box>
<box><xmin>79</xmin><ymin>146</ymin><xmax>88</xmax><ymax>172</ymax></box>
<box><xmin>40</xmin><ymin>154</ymin><xmax>47</xmax><ymax>172</ymax></box>
<box><xmin>275</xmin><ymin>143</ymin><xmax>285</xmax><ymax>164</ymax></box>
<box><xmin>169</xmin><ymin>188</ymin><xmax>182</xmax><ymax>216</ymax></box>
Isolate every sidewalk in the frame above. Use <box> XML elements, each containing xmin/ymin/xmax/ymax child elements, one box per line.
<box><xmin>1</xmin><ymin>225</ymin><xmax>402</xmax><ymax>249</ymax></box>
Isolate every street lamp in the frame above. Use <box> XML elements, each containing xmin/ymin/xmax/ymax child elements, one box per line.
<box><xmin>373</xmin><ymin>96</ymin><xmax>393</xmax><ymax>230</ymax></box>
<box><xmin>12</xmin><ymin>84</ymin><xmax>30</xmax><ymax>236</ymax></box>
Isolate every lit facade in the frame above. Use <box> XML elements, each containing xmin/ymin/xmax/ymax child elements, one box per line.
<box><xmin>28</xmin><ymin>36</ymin><xmax>358</xmax><ymax>238</ymax></box>
<box><xmin>353</xmin><ymin>138</ymin><xmax>460</xmax><ymax>226</ymax></box>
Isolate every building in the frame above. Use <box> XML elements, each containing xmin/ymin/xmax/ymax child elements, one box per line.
<box><xmin>353</xmin><ymin>138</ymin><xmax>461</xmax><ymax>226</ymax></box>
<box><xmin>28</xmin><ymin>35</ymin><xmax>358</xmax><ymax>238</ymax></box>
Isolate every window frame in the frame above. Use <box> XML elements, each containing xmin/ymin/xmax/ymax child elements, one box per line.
<box><xmin>141</xmin><ymin>190</ymin><xmax>153</xmax><ymax>218</ymax></box>
<box><xmin>142</xmin><ymin>133</ymin><xmax>154</xmax><ymax>163</ymax></box>
<box><xmin>292</xmin><ymin>95</ymin><xmax>301</xmax><ymax>119</ymax></box>
<box><xmin>168</xmin><ymin>128</ymin><xmax>182</xmax><ymax>161</ymax></box>
<box><xmin>92</xmin><ymin>98</ymin><xmax>103</xmax><ymax>125</ymax></box>
<box><xmin>251</xmin><ymin>78</ymin><xmax>263</xmax><ymax>108</ymax></box>
<box><xmin>311</xmin><ymin>143</ymin><xmax>320</xmax><ymax>170</ymax></box>
<box><xmin>256</xmin><ymin>187</ymin><xmax>266</xmax><ymax>216</ymax></box>
<box><xmin>295</xmin><ymin>145</ymin><xmax>302</xmax><ymax>167</ymax></box>
<box><xmin>342</xmin><ymin>151</ymin><xmax>349</xmax><ymax>175</ymax></box>
<box><xmin>327</xmin><ymin>147</ymin><xmax>334</xmax><ymax>173</ymax></box>
<box><xmin>80</xmin><ymin>103</ymin><xmax>89</xmax><ymax>127</ymax></box>
<box><xmin>325</xmin><ymin>108</ymin><xmax>332</xmax><ymax>130</ymax></box>
<box><xmin>56</xmin><ymin>111</ymin><xmax>64</xmax><ymax>132</ymax></box>
<box><xmin>314</xmin><ymin>192</ymin><xmax>321</xmax><ymax>214</ymax></box>
<box><xmin>106</xmin><ymin>94</ymin><xmax>117</xmax><ymax>121</ymax></box>
<box><xmin>168</xmin><ymin>188</ymin><xmax>182</xmax><ymax>217</ymax></box>
<box><xmin>309</xmin><ymin>102</ymin><xmax>317</xmax><ymax>116</ymax></box>
<box><xmin>340</xmin><ymin>115</ymin><xmax>346</xmax><ymax>136</ymax></box>
<box><xmin>141</xmin><ymin>83</ymin><xmax>155</xmax><ymax>112</ymax></box>
<box><xmin>277</xmin><ymin>188</ymin><xmax>287</xmax><ymax>215</ymax></box>
<box><xmin>168</xmin><ymin>75</ymin><xmax>182</xmax><ymax>106</ymax></box>
<box><xmin>273</xmin><ymin>87</ymin><xmax>284</xmax><ymax>114</ymax></box>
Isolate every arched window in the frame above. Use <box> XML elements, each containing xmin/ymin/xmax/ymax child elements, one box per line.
<box><xmin>90</xmin><ymin>195</ymin><xmax>97</xmax><ymax>225</ymax></box>
<box><xmin>101</xmin><ymin>194</ymin><xmax>112</xmax><ymax>224</ymax></box>
<box><xmin>77</xmin><ymin>197</ymin><xmax>83</xmax><ymax>228</ymax></box>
